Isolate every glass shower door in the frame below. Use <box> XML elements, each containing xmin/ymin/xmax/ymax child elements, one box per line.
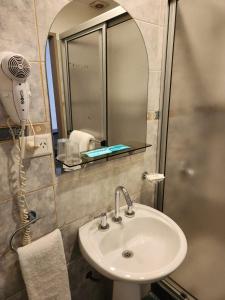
<box><xmin>107</xmin><ymin>19</ymin><xmax>148</xmax><ymax>146</ymax></box>
<box><xmin>162</xmin><ymin>0</ymin><xmax>225</xmax><ymax>299</ymax></box>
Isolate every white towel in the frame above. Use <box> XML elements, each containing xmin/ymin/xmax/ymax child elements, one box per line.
<box><xmin>69</xmin><ymin>130</ymin><xmax>95</xmax><ymax>153</ymax></box>
<box><xmin>17</xmin><ymin>229</ymin><xmax>71</xmax><ymax>300</ymax></box>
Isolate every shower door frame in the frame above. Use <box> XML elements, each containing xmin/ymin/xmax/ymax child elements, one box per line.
<box><xmin>156</xmin><ymin>0</ymin><xmax>177</xmax><ymax>212</ymax></box>
<box><xmin>61</xmin><ymin>24</ymin><xmax>107</xmax><ymax>138</ymax></box>
<box><xmin>156</xmin><ymin>1</ymin><xmax>198</xmax><ymax>299</ymax></box>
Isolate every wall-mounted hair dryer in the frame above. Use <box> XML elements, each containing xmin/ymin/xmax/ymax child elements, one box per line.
<box><xmin>0</xmin><ymin>51</ymin><xmax>31</xmax><ymax>126</ymax></box>
<box><xmin>0</xmin><ymin>52</ymin><xmax>32</xmax><ymax>246</ymax></box>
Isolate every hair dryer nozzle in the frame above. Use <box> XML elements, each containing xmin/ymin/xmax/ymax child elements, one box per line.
<box><xmin>0</xmin><ymin>52</ymin><xmax>31</xmax><ymax>125</ymax></box>
<box><xmin>1</xmin><ymin>52</ymin><xmax>31</xmax><ymax>83</ymax></box>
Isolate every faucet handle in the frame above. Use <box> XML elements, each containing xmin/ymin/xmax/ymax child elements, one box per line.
<box><xmin>94</xmin><ymin>212</ymin><xmax>109</xmax><ymax>231</ymax></box>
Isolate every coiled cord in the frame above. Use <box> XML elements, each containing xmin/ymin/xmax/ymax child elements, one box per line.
<box><xmin>7</xmin><ymin>119</ymin><xmax>31</xmax><ymax>246</ymax></box>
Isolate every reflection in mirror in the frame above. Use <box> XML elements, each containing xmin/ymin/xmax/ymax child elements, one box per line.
<box><xmin>46</xmin><ymin>0</ymin><xmax>150</xmax><ymax>173</ymax></box>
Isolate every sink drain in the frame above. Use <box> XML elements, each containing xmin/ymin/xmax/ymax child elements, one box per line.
<box><xmin>122</xmin><ymin>250</ymin><xmax>134</xmax><ymax>258</ymax></box>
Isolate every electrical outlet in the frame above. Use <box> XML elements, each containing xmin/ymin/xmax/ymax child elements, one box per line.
<box><xmin>23</xmin><ymin>133</ymin><xmax>53</xmax><ymax>158</ymax></box>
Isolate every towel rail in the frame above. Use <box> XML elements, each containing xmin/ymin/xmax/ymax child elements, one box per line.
<box><xmin>9</xmin><ymin>210</ymin><xmax>41</xmax><ymax>252</ymax></box>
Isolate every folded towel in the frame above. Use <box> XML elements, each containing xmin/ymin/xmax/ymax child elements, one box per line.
<box><xmin>69</xmin><ymin>130</ymin><xmax>95</xmax><ymax>152</ymax></box>
<box><xmin>17</xmin><ymin>229</ymin><xmax>71</xmax><ymax>300</ymax></box>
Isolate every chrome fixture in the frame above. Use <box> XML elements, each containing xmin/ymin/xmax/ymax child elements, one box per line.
<box><xmin>96</xmin><ymin>212</ymin><xmax>109</xmax><ymax>231</ymax></box>
<box><xmin>9</xmin><ymin>210</ymin><xmax>40</xmax><ymax>252</ymax></box>
<box><xmin>143</xmin><ymin>171</ymin><xmax>165</xmax><ymax>183</ymax></box>
<box><xmin>113</xmin><ymin>186</ymin><xmax>135</xmax><ymax>223</ymax></box>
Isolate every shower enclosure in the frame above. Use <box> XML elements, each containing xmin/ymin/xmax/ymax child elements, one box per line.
<box><xmin>158</xmin><ymin>0</ymin><xmax>225</xmax><ymax>299</ymax></box>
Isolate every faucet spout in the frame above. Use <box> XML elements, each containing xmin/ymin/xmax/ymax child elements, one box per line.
<box><xmin>113</xmin><ymin>186</ymin><xmax>135</xmax><ymax>223</ymax></box>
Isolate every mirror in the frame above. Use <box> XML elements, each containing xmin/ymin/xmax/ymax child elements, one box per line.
<box><xmin>46</xmin><ymin>0</ymin><xmax>150</xmax><ymax>173</ymax></box>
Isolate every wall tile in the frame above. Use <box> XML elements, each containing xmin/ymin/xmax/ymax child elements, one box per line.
<box><xmin>134</xmin><ymin>183</ymin><xmax>156</xmax><ymax>208</ymax></box>
<box><xmin>148</xmin><ymin>71</ymin><xmax>162</xmax><ymax>111</ymax></box>
<box><xmin>0</xmin><ymin>251</ymin><xmax>25</xmax><ymax>300</ymax></box>
<box><xmin>0</xmin><ymin>0</ymin><xmax>39</xmax><ymax>61</ymax></box>
<box><xmin>61</xmin><ymin>215</ymin><xmax>91</xmax><ymax>264</ymax></box>
<box><xmin>0</xmin><ymin>186</ymin><xmax>56</xmax><ymax>258</ymax></box>
<box><xmin>111</xmin><ymin>153</ymin><xmax>148</xmax><ymax>196</ymax></box>
<box><xmin>0</xmin><ymin>141</ymin><xmax>53</xmax><ymax>202</ymax></box>
<box><xmin>29</xmin><ymin>63</ymin><xmax>47</xmax><ymax>123</ymax></box>
<box><xmin>136</xmin><ymin>21</ymin><xmax>164</xmax><ymax>71</ymax></box>
<box><xmin>41</xmin><ymin>62</ymin><xmax>51</xmax><ymax>122</ymax></box>
<box><xmin>55</xmin><ymin>168</ymin><xmax>114</xmax><ymax>227</ymax></box>
<box><xmin>24</xmin><ymin>155</ymin><xmax>54</xmax><ymax>192</ymax></box>
<box><xmin>27</xmin><ymin>186</ymin><xmax>57</xmax><ymax>240</ymax></box>
<box><xmin>147</xmin><ymin>120</ymin><xmax>159</xmax><ymax>146</ymax></box>
<box><xmin>35</xmin><ymin>0</ymin><xmax>71</xmax><ymax>60</ymax></box>
<box><xmin>117</xmin><ymin>0</ymin><xmax>162</xmax><ymax>25</ymax></box>
<box><xmin>146</xmin><ymin>120</ymin><xmax>159</xmax><ymax>171</ymax></box>
<box><xmin>160</xmin><ymin>0</ymin><xmax>168</xmax><ymax>26</ymax></box>
<box><xmin>37</xmin><ymin>24</ymin><xmax>48</xmax><ymax>62</ymax></box>
<box><xmin>0</xmin><ymin>102</ymin><xmax>8</xmax><ymax>127</ymax></box>
<box><xmin>0</xmin><ymin>141</ymin><xmax>21</xmax><ymax>202</ymax></box>
<box><xmin>0</xmin><ymin>199</ymin><xmax>19</xmax><ymax>258</ymax></box>
<box><xmin>56</xmin><ymin>158</ymin><xmax>116</xmax><ymax>227</ymax></box>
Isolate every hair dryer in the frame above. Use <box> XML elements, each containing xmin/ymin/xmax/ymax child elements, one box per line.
<box><xmin>0</xmin><ymin>52</ymin><xmax>32</xmax><ymax>246</ymax></box>
<box><xmin>0</xmin><ymin>51</ymin><xmax>31</xmax><ymax>126</ymax></box>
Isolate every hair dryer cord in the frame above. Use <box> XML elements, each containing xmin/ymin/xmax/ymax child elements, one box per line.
<box><xmin>7</xmin><ymin>119</ymin><xmax>32</xmax><ymax>245</ymax></box>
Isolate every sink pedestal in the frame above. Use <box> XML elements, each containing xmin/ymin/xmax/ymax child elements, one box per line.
<box><xmin>113</xmin><ymin>281</ymin><xmax>141</xmax><ymax>300</ymax></box>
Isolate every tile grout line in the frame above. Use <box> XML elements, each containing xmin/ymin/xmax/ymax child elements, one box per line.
<box><xmin>53</xmin><ymin>157</ymin><xmax>144</xmax><ymax>185</ymax></box>
<box><xmin>52</xmin><ymin>180</ymin><xmax>59</xmax><ymax>228</ymax></box>
<box><xmin>32</xmin><ymin>0</ymin><xmax>48</xmax><ymax>124</ymax></box>
<box><xmin>32</xmin><ymin>0</ymin><xmax>58</xmax><ymax>225</ymax></box>
<box><xmin>0</xmin><ymin>184</ymin><xmax>54</xmax><ymax>206</ymax></box>
<box><xmin>0</xmin><ymin>121</ymin><xmax>50</xmax><ymax>127</ymax></box>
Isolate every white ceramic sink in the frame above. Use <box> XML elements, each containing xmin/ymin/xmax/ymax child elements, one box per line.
<box><xmin>79</xmin><ymin>204</ymin><xmax>187</xmax><ymax>300</ymax></box>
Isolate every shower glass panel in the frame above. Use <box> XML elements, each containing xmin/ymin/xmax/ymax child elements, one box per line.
<box><xmin>107</xmin><ymin>19</ymin><xmax>148</xmax><ymax>146</ymax></box>
<box><xmin>162</xmin><ymin>0</ymin><xmax>225</xmax><ymax>299</ymax></box>
<box><xmin>67</xmin><ymin>29</ymin><xmax>105</xmax><ymax>141</ymax></box>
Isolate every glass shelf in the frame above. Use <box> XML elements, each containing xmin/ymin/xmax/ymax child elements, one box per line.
<box><xmin>56</xmin><ymin>142</ymin><xmax>152</xmax><ymax>168</ymax></box>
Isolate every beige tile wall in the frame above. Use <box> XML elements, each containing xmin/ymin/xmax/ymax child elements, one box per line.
<box><xmin>0</xmin><ymin>0</ymin><xmax>167</xmax><ymax>299</ymax></box>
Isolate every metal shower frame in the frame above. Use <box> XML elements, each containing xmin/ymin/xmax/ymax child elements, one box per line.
<box><xmin>155</xmin><ymin>1</ymin><xmax>197</xmax><ymax>299</ymax></box>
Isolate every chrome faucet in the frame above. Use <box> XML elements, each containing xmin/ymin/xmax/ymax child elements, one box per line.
<box><xmin>113</xmin><ymin>186</ymin><xmax>135</xmax><ymax>223</ymax></box>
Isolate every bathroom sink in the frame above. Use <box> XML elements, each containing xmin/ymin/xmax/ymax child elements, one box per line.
<box><xmin>79</xmin><ymin>204</ymin><xmax>187</xmax><ymax>300</ymax></box>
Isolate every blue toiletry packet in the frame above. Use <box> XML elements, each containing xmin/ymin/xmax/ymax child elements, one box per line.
<box><xmin>83</xmin><ymin>147</ymin><xmax>112</xmax><ymax>158</ymax></box>
<box><xmin>108</xmin><ymin>144</ymin><xmax>130</xmax><ymax>152</ymax></box>
<box><xmin>83</xmin><ymin>144</ymin><xmax>130</xmax><ymax>158</ymax></box>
